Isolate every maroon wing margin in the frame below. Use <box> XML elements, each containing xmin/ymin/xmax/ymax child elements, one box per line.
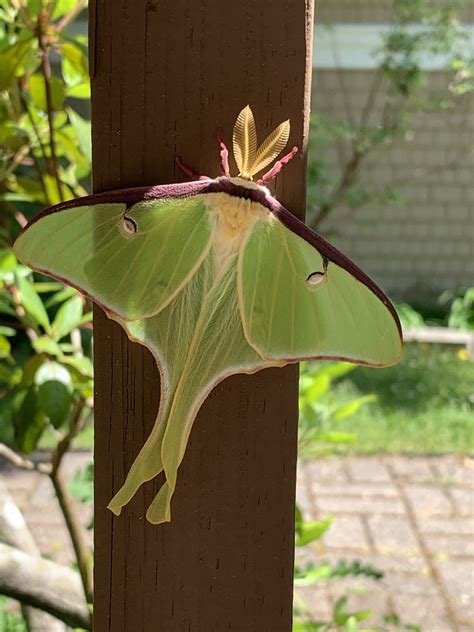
<box><xmin>20</xmin><ymin>177</ymin><xmax>402</xmax><ymax>341</ymax></box>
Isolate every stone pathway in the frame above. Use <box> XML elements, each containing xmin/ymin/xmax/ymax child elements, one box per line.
<box><xmin>297</xmin><ymin>456</ymin><xmax>474</xmax><ymax>632</ymax></box>
<box><xmin>1</xmin><ymin>452</ymin><xmax>473</xmax><ymax>631</ymax></box>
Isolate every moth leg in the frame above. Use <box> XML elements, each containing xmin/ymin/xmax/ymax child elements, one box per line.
<box><xmin>217</xmin><ymin>129</ymin><xmax>230</xmax><ymax>176</ymax></box>
<box><xmin>257</xmin><ymin>146</ymin><xmax>298</xmax><ymax>185</ymax></box>
<box><xmin>175</xmin><ymin>155</ymin><xmax>210</xmax><ymax>181</ymax></box>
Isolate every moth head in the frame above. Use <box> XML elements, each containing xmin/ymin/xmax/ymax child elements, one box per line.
<box><xmin>231</xmin><ymin>105</ymin><xmax>298</xmax><ymax>183</ymax></box>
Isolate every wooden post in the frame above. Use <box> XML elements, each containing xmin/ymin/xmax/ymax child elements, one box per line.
<box><xmin>90</xmin><ymin>1</ymin><xmax>314</xmax><ymax>630</ymax></box>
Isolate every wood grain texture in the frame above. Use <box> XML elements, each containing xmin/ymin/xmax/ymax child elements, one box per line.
<box><xmin>90</xmin><ymin>1</ymin><xmax>314</xmax><ymax>630</ymax></box>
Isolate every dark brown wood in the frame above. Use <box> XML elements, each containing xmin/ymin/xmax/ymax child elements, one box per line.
<box><xmin>90</xmin><ymin>1</ymin><xmax>314</xmax><ymax>630</ymax></box>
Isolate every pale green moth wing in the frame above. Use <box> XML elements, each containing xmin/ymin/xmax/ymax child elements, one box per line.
<box><xmin>14</xmin><ymin>196</ymin><xmax>212</xmax><ymax>321</ymax></box>
<box><xmin>110</xmin><ymin>251</ymin><xmax>268</xmax><ymax>524</ymax></box>
<box><xmin>239</xmin><ymin>213</ymin><xmax>402</xmax><ymax>367</ymax></box>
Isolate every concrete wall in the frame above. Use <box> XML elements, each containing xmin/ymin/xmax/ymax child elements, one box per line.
<box><xmin>311</xmin><ymin>2</ymin><xmax>474</xmax><ymax>303</ymax></box>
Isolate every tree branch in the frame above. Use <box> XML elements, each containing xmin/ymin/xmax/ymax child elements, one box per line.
<box><xmin>49</xmin><ymin>470</ymin><xmax>93</xmax><ymax>604</ymax></box>
<box><xmin>17</xmin><ymin>86</ymin><xmax>51</xmax><ymax>205</ymax></box>
<box><xmin>56</xmin><ymin>0</ymin><xmax>87</xmax><ymax>32</ymax></box>
<box><xmin>0</xmin><ymin>543</ymin><xmax>91</xmax><ymax>630</ymax></box>
<box><xmin>37</xmin><ymin>11</ymin><xmax>63</xmax><ymax>202</ymax></box>
<box><xmin>0</xmin><ymin>444</ymin><xmax>50</xmax><ymax>475</ymax></box>
<box><xmin>312</xmin><ymin>149</ymin><xmax>365</xmax><ymax>229</ymax></box>
<box><xmin>0</xmin><ymin>400</ymin><xmax>94</xmax><ymax>606</ymax></box>
<box><xmin>0</xmin><ymin>477</ymin><xmax>66</xmax><ymax>631</ymax></box>
<box><xmin>50</xmin><ymin>399</ymin><xmax>93</xmax><ymax>604</ymax></box>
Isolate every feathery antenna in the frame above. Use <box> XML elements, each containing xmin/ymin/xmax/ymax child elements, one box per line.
<box><xmin>232</xmin><ymin>105</ymin><xmax>292</xmax><ymax>180</ymax></box>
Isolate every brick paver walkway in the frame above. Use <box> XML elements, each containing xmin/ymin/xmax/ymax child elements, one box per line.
<box><xmin>1</xmin><ymin>452</ymin><xmax>473</xmax><ymax>631</ymax></box>
<box><xmin>297</xmin><ymin>456</ymin><xmax>474</xmax><ymax>632</ymax></box>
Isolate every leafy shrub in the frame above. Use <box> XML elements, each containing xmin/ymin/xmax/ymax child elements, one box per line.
<box><xmin>393</xmin><ymin>303</ymin><xmax>425</xmax><ymax>329</ymax></box>
<box><xmin>295</xmin><ymin>362</ymin><xmax>385</xmax><ymax>629</ymax></box>
<box><xmin>0</xmin><ymin>245</ymin><xmax>93</xmax><ymax>452</ymax></box>
<box><xmin>440</xmin><ymin>288</ymin><xmax>474</xmax><ymax>331</ymax></box>
<box><xmin>0</xmin><ymin>0</ymin><xmax>90</xmax><ymax>222</ymax></box>
<box><xmin>299</xmin><ymin>361</ymin><xmax>376</xmax><ymax>459</ymax></box>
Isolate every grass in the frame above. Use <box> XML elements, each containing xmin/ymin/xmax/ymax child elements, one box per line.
<box><xmin>327</xmin><ymin>343</ymin><xmax>474</xmax><ymax>455</ymax></box>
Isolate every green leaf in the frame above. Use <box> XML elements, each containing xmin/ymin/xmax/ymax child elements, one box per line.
<box><xmin>60</xmin><ymin>41</ymin><xmax>88</xmax><ymax>86</ymax></box>
<box><xmin>296</xmin><ymin>517</ymin><xmax>333</xmax><ymax>547</ymax></box>
<box><xmin>292</xmin><ymin>622</ymin><xmax>321</xmax><ymax>632</ymax></box>
<box><xmin>66</xmin><ymin>81</ymin><xmax>90</xmax><ymax>99</ymax></box>
<box><xmin>44</xmin><ymin>173</ymin><xmax>72</xmax><ymax>205</ymax></box>
<box><xmin>330</xmin><ymin>395</ymin><xmax>376</xmax><ymax>420</ymax></box>
<box><xmin>0</xmin><ymin>249</ymin><xmax>17</xmax><ymax>277</ymax></box>
<box><xmin>295</xmin><ymin>505</ymin><xmax>304</xmax><ymax>536</ymax></box>
<box><xmin>27</xmin><ymin>0</ymin><xmax>41</xmax><ymax>17</ymax></box>
<box><xmin>294</xmin><ymin>562</ymin><xmax>333</xmax><ymax>586</ymax></box>
<box><xmin>0</xmin><ymin>39</ymin><xmax>33</xmax><ymax>91</ymax></box>
<box><xmin>58</xmin><ymin>342</ymin><xmax>76</xmax><ymax>352</ymax></box>
<box><xmin>19</xmin><ymin>355</ymin><xmax>45</xmax><ymax>386</ymax></box>
<box><xmin>34</xmin><ymin>360</ymin><xmax>73</xmax><ymax>388</ymax></box>
<box><xmin>44</xmin><ymin>286</ymin><xmax>77</xmax><ymax>308</ymax></box>
<box><xmin>14</xmin><ymin>175</ymin><xmax>48</xmax><ymax>205</ymax></box>
<box><xmin>29</xmin><ymin>74</ymin><xmax>66</xmax><ymax>111</ymax></box>
<box><xmin>67</xmin><ymin>108</ymin><xmax>91</xmax><ymax>164</ymax></box>
<box><xmin>0</xmin><ymin>295</ymin><xmax>16</xmax><ymax>317</ymax></box>
<box><xmin>0</xmin><ymin>326</ymin><xmax>16</xmax><ymax>337</ymax></box>
<box><xmin>315</xmin><ymin>431</ymin><xmax>357</xmax><ymax>444</ymax></box>
<box><xmin>80</xmin><ymin>311</ymin><xmax>92</xmax><ymax>325</ymax></box>
<box><xmin>306</xmin><ymin>373</ymin><xmax>330</xmax><ymax>400</ymax></box>
<box><xmin>33</xmin><ymin>282</ymin><xmax>63</xmax><ymax>293</ymax></box>
<box><xmin>0</xmin><ymin>191</ymin><xmax>33</xmax><ymax>203</ymax></box>
<box><xmin>334</xmin><ymin>596</ymin><xmax>349</xmax><ymax>625</ymax></box>
<box><xmin>37</xmin><ymin>379</ymin><xmax>72</xmax><ymax>428</ymax></box>
<box><xmin>52</xmin><ymin>0</ymin><xmax>78</xmax><ymax>20</ymax></box>
<box><xmin>69</xmin><ymin>462</ymin><xmax>94</xmax><ymax>503</ymax></box>
<box><xmin>0</xmin><ymin>363</ymin><xmax>15</xmax><ymax>383</ymax></box>
<box><xmin>66</xmin><ymin>362</ymin><xmax>93</xmax><ymax>398</ymax></box>
<box><xmin>353</xmin><ymin>610</ymin><xmax>372</xmax><ymax>622</ymax></box>
<box><xmin>344</xmin><ymin>616</ymin><xmax>359</xmax><ymax>632</ymax></box>
<box><xmin>51</xmin><ymin>295</ymin><xmax>83</xmax><ymax>340</ymax></box>
<box><xmin>16</xmin><ymin>275</ymin><xmax>50</xmax><ymax>331</ymax></box>
<box><xmin>323</xmin><ymin>362</ymin><xmax>356</xmax><ymax>379</ymax></box>
<box><xmin>12</xmin><ymin>386</ymin><xmax>46</xmax><ymax>453</ymax></box>
<box><xmin>56</xmin><ymin>127</ymin><xmax>91</xmax><ymax>180</ymax></box>
<box><xmin>0</xmin><ymin>334</ymin><xmax>11</xmax><ymax>359</ymax></box>
<box><xmin>32</xmin><ymin>336</ymin><xmax>63</xmax><ymax>356</ymax></box>
<box><xmin>61</xmin><ymin>355</ymin><xmax>93</xmax><ymax>378</ymax></box>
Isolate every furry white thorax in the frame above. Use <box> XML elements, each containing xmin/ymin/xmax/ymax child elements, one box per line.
<box><xmin>202</xmin><ymin>187</ymin><xmax>271</xmax><ymax>273</ymax></box>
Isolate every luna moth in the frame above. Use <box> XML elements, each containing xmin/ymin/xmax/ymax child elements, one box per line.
<box><xmin>14</xmin><ymin>105</ymin><xmax>402</xmax><ymax>524</ymax></box>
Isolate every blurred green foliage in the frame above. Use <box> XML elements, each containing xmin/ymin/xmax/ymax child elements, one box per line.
<box><xmin>0</xmin><ymin>243</ymin><xmax>93</xmax><ymax>451</ymax></box>
<box><xmin>294</xmin><ymin>363</ymin><xmax>387</xmax><ymax>630</ymax></box>
<box><xmin>0</xmin><ymin>0</ymin><xmax>92</xmax><ymax>452</ymax></box>
<box><xmin>298</xmin><ymin>361</ymin><xmax>376</xmax><ymax>459</ymax></box>
<box><xmin>440</xmin><ymin>288</ymin><xmax>474</xmax><ymax>331</ymax></box>
<box><xmin>0</xmin><ymin>0</ymin><xmax>90</xmax><ymax>229</ymax></box>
